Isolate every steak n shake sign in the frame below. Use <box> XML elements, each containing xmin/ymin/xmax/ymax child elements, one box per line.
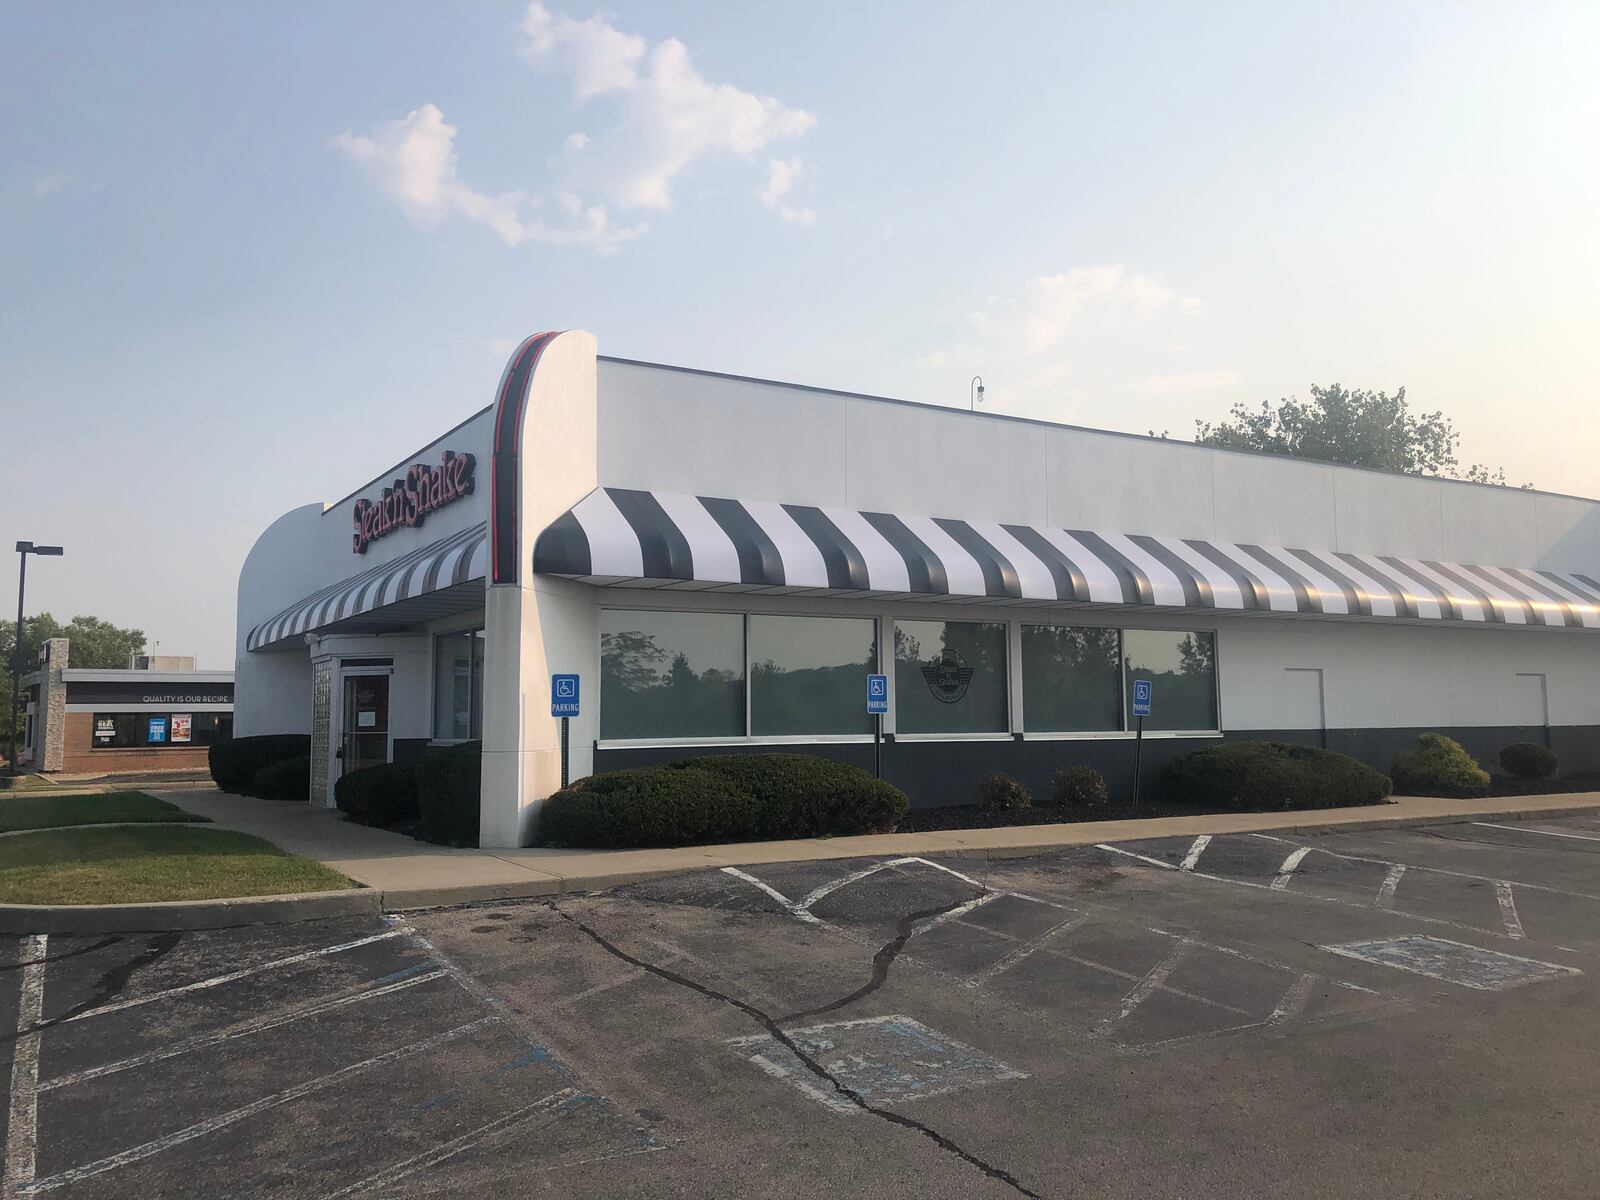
<box><xmin>352</xmin><ymin>451</ymin><xmax>477</xmax><ymax>554</ymax></box>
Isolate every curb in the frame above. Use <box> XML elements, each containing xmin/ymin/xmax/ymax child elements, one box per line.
<box><xmin>0</xmin><ymin>888</ymin><xmax>381</xmax><ymax>935</ymax></box>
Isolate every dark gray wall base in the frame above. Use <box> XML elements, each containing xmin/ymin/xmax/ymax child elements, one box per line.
<box><xmin>392</xmin><ymin>738</ymin><xmax>433</xmax><ymax>765</ymax></box>
<box><xmin>595</xmin><ymin>725</ymin><xmax>1600</xmax><ymax>809</ymax></box>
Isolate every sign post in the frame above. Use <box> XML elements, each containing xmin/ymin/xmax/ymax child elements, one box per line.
<box><xmin>866</xmin><ymin>674</ymin><xmax>889</xmax><ymax>779</ymax></box>
<box><xmin>1131</xmin><ymin>679</ymin><xmax>1153</xmax><ymax>806</ymax></box>
<box><xmin>551</xmin><ymin>674</ymin><xmax>580</xmax><ymax>789</ymax></box>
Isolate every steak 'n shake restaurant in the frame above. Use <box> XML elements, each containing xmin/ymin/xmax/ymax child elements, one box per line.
<box><xmin>236</xmin><ymin>331</ymin><xmax>1600</xmax><ymax>847</ymax></box>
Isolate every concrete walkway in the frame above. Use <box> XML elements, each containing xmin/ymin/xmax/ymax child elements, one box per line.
<box><xmin>151</xmin><ymin>787</ymin><xmax>1600</xmax><ymax>911</ymax></box>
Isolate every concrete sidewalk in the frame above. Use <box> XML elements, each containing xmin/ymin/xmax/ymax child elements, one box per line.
<box><xmin>152</xmin><ymin>786</ymin><xmax>1600</xmax><ymax>910</ymax></box>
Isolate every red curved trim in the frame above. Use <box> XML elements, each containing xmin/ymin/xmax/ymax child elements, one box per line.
<box><xmin>490</xmin><ymin>331</ymin><xmax>561</xmax><ymax>584</ymax></box>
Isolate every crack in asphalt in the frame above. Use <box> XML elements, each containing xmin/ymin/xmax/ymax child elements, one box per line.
<box><xmin>0</xmin><ymin>931</ymin><xmax>183</xmax><ymax>1048</ymax></box>
<box><xmin>776</xmin><ymin>898</ymin><xmax>968</xmax><ymax>1024</ymax></box>
<box><xmin>556</xmin><ymin>908</ymin><xmax>1042</xmax><ymax>1199</ymax></box>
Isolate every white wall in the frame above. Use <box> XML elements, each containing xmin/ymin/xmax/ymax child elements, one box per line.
<box><xmin>596</xmin><ymin>358</ymin><xmax>1600</xmax><ymax>571</ymax></box>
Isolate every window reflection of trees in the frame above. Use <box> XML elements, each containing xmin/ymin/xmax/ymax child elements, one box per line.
<box><xmin>600</xmin><ymin>628</ymin><xmax>743</xmax><ymax>739</ymax></box>
<box><xmin>1022</xmin><ymin>625</ymin><xmax>1122</xmax><ymax>731</ymax></box>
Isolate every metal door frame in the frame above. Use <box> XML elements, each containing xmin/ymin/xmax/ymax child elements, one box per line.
<box><xmin>334</xmin><ymin>666</ymin><xmax>394</xmax><ymax>778</ymax></box>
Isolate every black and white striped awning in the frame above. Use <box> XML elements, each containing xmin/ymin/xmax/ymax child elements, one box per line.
<box><xmin>247</xmin><ymin>522</ymin><xmax>488</xmax><ymax>651</ymax></box>
<box><xmin>533</xmin><ymin>488</ymin><xmax>1600</xmax><ymax>629</ymax></box>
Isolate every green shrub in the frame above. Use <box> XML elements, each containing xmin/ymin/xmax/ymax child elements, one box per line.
<box><xmin>1161</xmin><ymin>741</ymin><xmax>1392</xmax><ymax>811</ymax></box>
<box><xmin>1051</xmin><ymin>765</ymin><xmax>1109</xmax><ymax>809</ymax></box>
<box><xmin>538</xmin><ymin>767</ymin><xmax>760</xmax><ymax>849</ymax></box>
<box><xmin>416</xmin><ymin>740</ymin><xmax>481</xmax><ymax>846</ymax></box>
<box><xmin>209</xmin><ymin>734</ymin><xmax>311</xmax><ymax>794</ymax></box>
<box><xmin>336</xmin><ymin>762</ymin><xmax>420</xmax><ymax>828</ymax></box>
<box><xmin>251</xmin><ymin>756</ymin><xmax>311</xmax><ymax>803</ymax></box>
<box><xmin>669</xmin><ymin>753</ymin><xmax>908</xmax><ymax>839</ymax></box>
<box><xmin>1391</xmin><ymin>733</ymin><xmax>1490</xmax><ymax>797</ymax></box>
<box><xmin>1499</xmin><ymin>742</ymin><xmax>1559</xmax><ymax>780</ymax></box>
<box><xmin>978</xmin><ymin>772</ymin><xmax>1031</xmax><ymax>811</ymax></box>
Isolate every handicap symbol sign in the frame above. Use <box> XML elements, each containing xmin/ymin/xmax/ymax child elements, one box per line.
<box><xmin>1132</xmin><ymin>678</ymin><xmax>1153</xmax><ymax>718</ymax></box>
<box><xmin>551</xmin><ymin>674</ymin><xmax>581</xmax><ymax>717</ymax></box>
<box><xmin>867</xmin><ymin>673</ymin><xmax>889</xmax><ymax>715</ymax></box>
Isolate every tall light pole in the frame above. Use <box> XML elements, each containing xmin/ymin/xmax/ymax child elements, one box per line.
<box><xmin>7</xmin><ymin>541</ymin><xmax>64</xmax><ymax>785</ymax></box>
<box><xmin>970</xmin><ymin>376</ymin><xmax>985</xmax><ymax>411</ymax></box>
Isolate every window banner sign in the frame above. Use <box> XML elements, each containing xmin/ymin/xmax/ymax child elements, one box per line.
<box><xmin>94</xmin><ymin>717</ymin><xmax>117</xmax><ymax>746</ymax></box>
<box><xmin>351</xmin><ymin>450</ymin><xmax>477</xmax><ymax>554</ymax></box>
<box><xmin>147</xmin><ymin>716</ymin><xmax>169</xmax><ymax>744</ymax></box>
<box><xmin>170</xmin><ymin>714</ymin><xmax>193</xmax><ymax>743</ymax></box>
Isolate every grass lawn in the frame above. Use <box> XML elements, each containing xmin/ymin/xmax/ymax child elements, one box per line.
<box><xmin>0</xmin><ymin>791</ymin><xmax>207</xmax><ymax>834</ymax></box>
<box><xmin>0</xmin><ymin>826</ymin><xmax>355</xmax><ymax>905</ymax></box>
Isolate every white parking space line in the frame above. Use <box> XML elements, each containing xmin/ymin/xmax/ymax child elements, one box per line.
<box><xmin>1269</xmin><ymin>973</ymin><xmax>1319</xmax><ymax>1023</ymax></box>
<box><xmin>324</xmin><ymin>1087</ymin><xmax>580</xmax><ymax>1198</ymax></box>
<box><xmin>1375</xmin><ymin>864</ymin><xmax>1406</xmax><ymax>908</ymax></box>
<box><xmin>20</xmin><ymin>1016</ymin><xmax>498</xmax><ymax>1195</ymax></box>
<box><xmin>1473</xmin><ymin>822</ymin><xmax>1600</xmax><ymax>844</ymax></box>
<box><xmin>913</xmin><ymin>892</ymin><xmax>1001</xmax><ymax>936</ymax></box>
<box><xmin>1250</xmin><ymin>833</ymin><xmax>1600</xmax><ymax>900</ymax></box>
<box><xmin>1102</xmin><ymin>938</ymin><xmax>1193</xmax><ymax>1031</ymax></box>
<box><xmin>1496</xmin><ymin>882</ymin><xmax>1526</xmax><ymax>939</ymax></box>
<box><xmin>973</xmin><ymin>913</ymin><xmax>1094</xmax><ymax>983</ymax></box>
<box><xmin>1180</xmin><ymin>836</ymin><xmax>1212</xmax><ymax>872</ymax></box>
<box><xmin>62</xmin><ymin>929</ymin><xmax>407</xmax><ymax>1024</ymax></box>
<box><xmin>1271</xmin><ymin>847</ymin><xmax>1313</xmax><ymax>891</ymax></box>
<box><xmin>5</xmin><ymin>934</ymin><xmax>48</xmax><ymax>1200</ymax></box>
<box><xmin>796</xmin><ymin>858</ymin><xmax>922</xmax><ymax>910</ymax></box>
<box><xmin>39</xmin><ymin>970</ymin><xmax>449</xmax><ymax>1093</ymax></box>
<box><xmin>719</xmin><ymin>867</ymin><xmax>825</xmax><ymax>925</ymax></box>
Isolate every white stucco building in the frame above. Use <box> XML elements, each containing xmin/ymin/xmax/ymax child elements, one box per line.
<box><xmin>235</xmin><ymin>330</ymin><xmax>1600</xmax><ymax>847</ymax></box>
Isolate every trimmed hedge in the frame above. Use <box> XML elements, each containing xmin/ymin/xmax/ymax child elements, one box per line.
<box><xmin>251</xmin><ymin>756</ymin><xmax>311</xmax><ymax>803</ymax></box>
<box><xmin>417</xmin><ymin>740</ymin><xmax>481</xmax><ymax>846</ymax></box>
<box><xmin>209</xmin><ymin>734</ymin><xmax>311</xmax><ymax>794</ymax></box>
<box><xmin>1499</xmin><ymin>742</ymin><xmax>1559</xmax><ymax>781</ymax></box>
<box><xmin>978</xmin><ymin>772</ymin><xmax>1031</xmax><ymax>811</ymax></box>
<box><xmin>538</xmin><ymin>767</ymin><xmax>759</xmax><ymax>849</ymax></box>
<box><xmin>670</xmin><ymin>753</ymin><xmax>909</xmax><ymax>839</ymax></box>
<box><xmin>1051</xmin><ymin>766</ymin><xmax>1109</xmax><ymax>809</ymax></box>
<box><xmin>538</xmin><ymin>753</ymin><xmax>909</xmax><ymax>848</ymax></box>
<box><xmin>1391</xmin><ymin>733</ymin><xmax>1490</xmax><ymax>797</ymax></box>
<box><xmin>336</xmin><ymin>761</ymin><xmax>420</xmax><ymax>829</ymax></box>
<box><xmin>1161</xmin><ymin>741</ymin><xmax>1392</xmax><ymax>811</ymax></box>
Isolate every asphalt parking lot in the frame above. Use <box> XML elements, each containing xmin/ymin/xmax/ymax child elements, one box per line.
<box><xmin>6</xmin><ymin>812</ymin><xmax>1600</xmax><ymax>1198</ymax></box>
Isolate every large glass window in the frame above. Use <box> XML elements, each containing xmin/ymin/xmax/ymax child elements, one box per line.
<box><xmin>1022</xmin><ymin>625</ymin><xmax>1122</xmax><ymax>731</ymax></box>
<box><xmin>433</xmin><ymin>628</ymin><xmax>487</xmax><ymax>740</ymax></box>
<box><xmin>893</xmin><ymin>619</ymin><xmax>1008</xmax><ymax>734</ymax></box>
<box><xmin>1123</xmin><ymin>629</ymin><xmax>1218</xmax><ymax>731</ymax></box>
<box><xmin>601</xmin><ymin>610</ymin><xmax>745</xmax><ymax>740</ymax></box>
<box><xmin>749</xmin><ymin>615</ymin><xmax>876</xmax><ymax>736</ymax></box>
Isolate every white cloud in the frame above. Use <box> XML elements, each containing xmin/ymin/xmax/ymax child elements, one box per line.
<box><xmin>963</xmin><ymin>266</ymin><xmax>1186</xmax><ymax>360</ymax></box>
<box><xmin>758</xmin><ymin>157</ymin><xmax>816</xmax><ymax>223</ymax></box>
<box><xmin>519</xmin><ymin>1</ymin><xmax>645</xmax><ymax>102</ymax></box>
<box><xmin>339</xmin><ymin>4</ymin><xmax>816</xmax><ymax>250</ymax></box>
<box><xmin>332</xmin><ymin>103</ymin><xmax>643</xmax><ymax>251</ymax></box>
<box><xmin>33</xmin><ymin>173</ymin><xmax>72</xmax><ymax>198</ymax></box>
<box><xmin>1132</xmin><ymin>368</ymin><xmax>1240</xmax><ymax>397</ymax></box>
<box><xmin>923</xmin><ymin>265</ymin><xmax>1219</xmax><ymax>407</ymax></box>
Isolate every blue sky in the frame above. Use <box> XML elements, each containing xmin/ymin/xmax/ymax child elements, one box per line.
<box><xmin>3</xmin><ymin>1</ymin><xmax>1598</xmax><ymax>666</ymax></box>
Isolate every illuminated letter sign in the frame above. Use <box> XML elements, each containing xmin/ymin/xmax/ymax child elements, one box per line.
<box><xmin>351</xmin><ymin>451</ymin><xmax>477</xmax><ymax>554</ymax></box>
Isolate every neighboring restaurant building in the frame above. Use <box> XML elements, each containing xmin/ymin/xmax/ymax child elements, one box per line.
<box><xmin>20</xmin><ymin>640</ymin><xmax>234</xmax><ymax>774</ymax></box>
<box><xmin>235</xmin><ymin>330</ymin><xmax>1600</xmax><ymax>848</ymax></box>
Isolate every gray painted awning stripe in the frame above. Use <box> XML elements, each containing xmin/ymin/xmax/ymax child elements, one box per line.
<box><xmin>1423</xmin><ymin>560</ymin><xmax>1507</xmax><ymax>623</ymax></box>
<box><xmin>1183</xmin><ymin>540</ymin><xmax>1268</xmax><ymax>609</ymax></box>
<box><xmin>1460</xmin><ymin>564</ymin><xmax>1546</xmax><ymax>625</ymax></box>
<box><xmin>247</xmin><ymin>521</ymin><xmax>490</xmax><ymax>650</ymax></box>
<box><xmin>1128</xmin><ymin>535</ymin><xmax>1212</xmax><ymax>609</ymax></box>
<box><xmin>1380</xmin><ymin>557</ymin><xmax>1463</xmax><ymax>622</ymax></box>
<box><xmin>1500</xmin><ymin>567</ymin><xmax>1582</xmax><ymax>628</ymax></box>
<box><xmin>1001</xmin><ymin>524</ymin><xmax>1091</xmax><ymax>602</ymax></box>
<box><xmin>1066</xmin><ymin>530</ymin><xmax>1150</xmax><ymax>606</ymax></box>
<box><xmin>1334</xmin><ymin>553</ymin><xmax>1418</xmax><ymax>619</ymax></box>
<box><xmin>1283</xmin><ymin>548</ymin><xmax>1366</xmax><ymax>614</ymax></box>
<box><xmin>1237</xmin><ymin>545</ymin><xmax>1319</xmax><ymax>613</ymax></box>
<box><xmin>863</xmin><ymin>512</ymin><xmax>949</xmax><ymax>594</ymax></box>
<box><xmin>934</xmin><ymin>519</ymin><xmax>1022</xmax><ymax>599</ymax></box>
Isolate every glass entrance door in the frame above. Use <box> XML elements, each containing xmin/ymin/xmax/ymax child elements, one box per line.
<box><xmin>341</xmin><ymin>674</ymin><xmax>390</xmax><ymax>774</ymax></box>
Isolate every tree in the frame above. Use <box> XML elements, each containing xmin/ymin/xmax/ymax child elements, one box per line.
<box><xmin>3</xmin><ymin>612</ymin><xmax>146</xmax><ymax>751</ymax></box>
<box><xmin>1193</xmin><ymin>384</ymin><xmax>1528</xmax><ymax>487</ymax></box>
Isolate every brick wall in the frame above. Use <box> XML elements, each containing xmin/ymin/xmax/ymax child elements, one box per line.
<box><xmin>60</xmin><ymin>712</ymin><xmax>214</xmax><ymax>775</ymax></box>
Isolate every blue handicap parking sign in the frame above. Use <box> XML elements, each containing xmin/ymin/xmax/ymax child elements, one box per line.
<box><xmin>866</xmin><ymin>674</ymin><xmax>889</xmax><ymax>715</ymax></box>
<box><xmin>1132</xmin><ymin>679</ymin><xmax>1153</xmax><ymax>718</ymax></box>
<box><xmin>551</xmin><ymin>674</ymin><xmax>581</xmax><ymax>718</ymax></box>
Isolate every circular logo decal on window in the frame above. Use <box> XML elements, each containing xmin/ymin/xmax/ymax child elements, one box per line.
<box><xmin>920</xmin><ymin>648</ymin><xmax>977</xmax><ymax>704</ymax></box>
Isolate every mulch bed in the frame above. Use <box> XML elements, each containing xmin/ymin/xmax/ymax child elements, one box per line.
<box><xmin>894</xmin><ymin>798</ymin><xmax>1387</xmax><ymax>832</ymax></box>
<box><xmin>1401</xmin><ymin>773</ymin><xmax>1600</xmax><ymax>800</ymax></box>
